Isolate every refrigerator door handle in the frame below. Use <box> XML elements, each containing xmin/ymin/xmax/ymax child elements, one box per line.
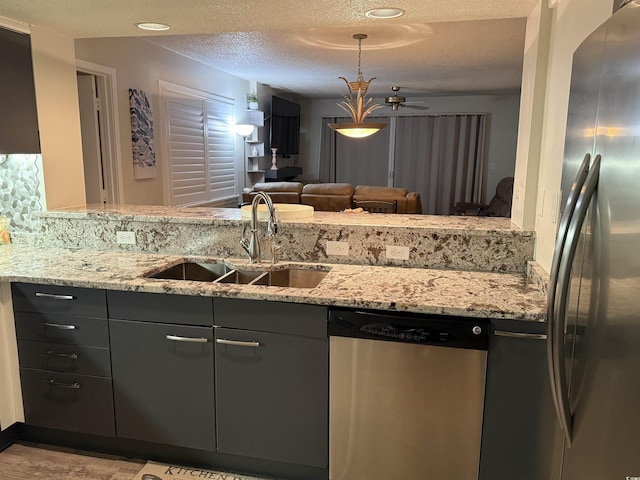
<box><xmin>553</xmin><ymin>154</ymin><xmax>601</xmax><ymax>447</ymax></box>
<box><xmin>546</xmin><ymin>153</ymin><xmax>591</xmax><ymax>425</ymax></box>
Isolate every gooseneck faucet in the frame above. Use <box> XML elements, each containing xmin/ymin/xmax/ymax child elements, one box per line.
<box><xmin>240</xmin><ymin>191</ymin><xmax>278</xmax><ymax>263</ymax></box>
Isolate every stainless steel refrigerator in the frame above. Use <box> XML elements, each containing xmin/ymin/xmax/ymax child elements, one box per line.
<box><xmin>547</xmin><ymin>1</ymin><xmax>640</xmax><ymax>479</ymax></box>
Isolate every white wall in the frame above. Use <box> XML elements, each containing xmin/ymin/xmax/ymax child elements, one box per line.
<box><xmin>516</xmin><ymin>0</ymin><xmax>614</xmax><ymax>273</ymax></box>
<box><xmin>309</xmin><ymin>94</ymin><xmax>521</xmax><ymax>201</ymax></box>
<box><xmin>30</xmin><ymin>25</ymin><xmax>86</xmax><ymax>210</ymax></box>
<box><xmin>0</xmin><ymin>283</ymin><xmax>24</xmax><ymax>430</ymax></box>
<box><xmin>74</xmin><ymin>37</ymin><xmax>251</xmax><ymax>205</ymax></box>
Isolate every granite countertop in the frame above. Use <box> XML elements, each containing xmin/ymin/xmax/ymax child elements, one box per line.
<box><xmin>0</xmin><ymin>244</ymin><xmax>546</xmax><ymax>321</ymax></box>
<box><xmin>40</xmin><ymin>204</ymin><xmax>534</xmax><ymax>235</ymax></box>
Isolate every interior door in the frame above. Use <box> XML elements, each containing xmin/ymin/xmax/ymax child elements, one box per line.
<box><xmin>77</xmin><ymin>73</ymin><xmax>105</xmax><ymax>204</ymax></box>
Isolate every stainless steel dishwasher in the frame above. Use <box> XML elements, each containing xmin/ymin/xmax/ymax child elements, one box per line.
<box><xmin>329</xmin><ymin>308</ymin><xmax>489</xmax><ymax>480</ymax></box>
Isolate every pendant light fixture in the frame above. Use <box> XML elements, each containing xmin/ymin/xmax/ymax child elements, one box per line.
<box><xmin>328</xmin><ymin>34</ymin><xmax>386</xmax><ymax>139</ymax></box>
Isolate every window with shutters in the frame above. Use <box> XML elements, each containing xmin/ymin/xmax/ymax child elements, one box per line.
<box><xmin>160</xmin><ymin>82</ymin><xmax>237</xmax><ymax>206</ymax></box>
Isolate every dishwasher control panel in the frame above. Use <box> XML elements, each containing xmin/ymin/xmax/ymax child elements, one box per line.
<box><xmin>329</xmin><ymin>308</ymin><xmax>489</xmax><ymax>351</ymax></box>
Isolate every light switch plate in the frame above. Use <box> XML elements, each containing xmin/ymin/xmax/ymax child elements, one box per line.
<box><xmin>386</xmin><ymin>245</ymin><xmax>410</xmax><ymax>260</ymax></box>
<box><xmin>326</xmin><ymin>241</ymin><xmax>349</xmax><ymax>256</ymax></box>
<box><xmin>116</xmin><ymin>231</ymin><xmax>136</xmax><ymax>245</ymax></box>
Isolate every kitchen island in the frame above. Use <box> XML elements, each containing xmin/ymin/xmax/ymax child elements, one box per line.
<box><xmin>0</xmin><ymin>205</ymin><xmax>550</xmax><ymax>480</ymax></box>
<box><xmin>0</xmin><ymin>204</ymin><xmax>546</xmax><ymax>320</ymax></box>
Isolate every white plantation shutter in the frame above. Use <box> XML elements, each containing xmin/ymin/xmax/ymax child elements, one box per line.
<box><xmin>164</xmin><ymin>86</ymin><xmax>237</xmax><ymax>206</ymax></box>
<box><xmin>205</xmin><ymin>100</ymin><xmax>237</xmax><ymax>200</ymax></box>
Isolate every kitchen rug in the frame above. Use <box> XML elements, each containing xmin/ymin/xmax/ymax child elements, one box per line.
<box><xmin>132</xmin><ymin>461</ymin><xmax>274</xmax><ymax>480</ymax></box>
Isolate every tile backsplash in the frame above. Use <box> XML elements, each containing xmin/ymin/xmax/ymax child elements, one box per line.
<box><xmin>0</xmin><ymin>154</ymin><xmax>44</xmax><ymax>233</ymax></box>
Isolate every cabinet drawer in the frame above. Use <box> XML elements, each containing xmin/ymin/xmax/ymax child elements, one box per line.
<box><xmin>11</xmin><ymin>283</ymin><xmax>107</xmax><ymax>318</ymax></box>
<box><xmin>18</xmin><ymin>340</ymin><xmax>111</xmax><ymax>377</ymax></box>
<box><xmin>15</xmin><ymin>312</ymin><xmax>109</xmax><ymax>347</ymax></box>
<box><xmin>107</xmin><ymin>290</ymin><xmax>213</xmax><ymax>326</ymax></box>
<box><xmin>20</xmin><ymin>367</ymin><xmax>115</xmax><ymax>437</ymax></box>
<box><xmin>214</xmin><ymin>298</ymin><xmax>327</xmax><ymax>338</ymax></box>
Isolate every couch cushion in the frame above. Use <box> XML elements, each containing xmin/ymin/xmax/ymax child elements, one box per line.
<box><xmin>253</xmin><ymin>182</ymin><xmax>303</xmax><ymax>194</ymax></box>
<box><xmin>302</xmin><ymin>183</ymin><xmax>353</xmax><ymax>196</ymax></box>
<box><xmin>353</xmin><ymin>185</ymin><xmax>409</xmax><ymax>198</ymax></box>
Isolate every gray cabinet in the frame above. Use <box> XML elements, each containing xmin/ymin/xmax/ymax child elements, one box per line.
<box><xmin>479</xmin><ymin>319</ymin><xmax>557</xmax><ymax>480</ymax></box>
<box><xmin>11</xmin><ymin>283</ymin><xmax>114</xmax><ymax>436</ymax></box>
<box><xmin>107</xmin><ymin>290</ymin><xmax>215</xmax><ymax>451</ymax></box>
<box><xmin>0</xmin><ymin>27</ymin><xmax>40</xmax><ymax>154</ymax></box>
<box><xmin>214</xmin><ymin>298</ymin><xmax>328</xmax><ymax>468</ymax></box>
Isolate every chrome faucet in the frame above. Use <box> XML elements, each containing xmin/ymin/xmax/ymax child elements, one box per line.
<box><xmin>240</xmin><ymin>191</ymin><xmax>278</xmax><ymax>263</ymax></box>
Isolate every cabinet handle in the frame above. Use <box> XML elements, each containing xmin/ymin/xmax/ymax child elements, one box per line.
<box><xmin>35</xmin><ymin>292</ymin><xmax>75</xmax><ymax>300</ymax></box>
<box><xmin>41</xmin><ymin>322</ymin><xmax>77</xmax><ymax>330</ymax></box>
<box><xmin>165</xmin><ymin>335</ymin><xmax>209</xmax><ymax>343</ymax></box>
<box><xmin>494</xmin><ymin>330</ymin><xmax>547</xmax><ymax>340</ymax></box>
<box><xmin>45</xmin><ymin>379</ymin><xmax>80</xmax><ymax>389</ymax></box>
<box><xmin>216</xmin><ymin>338</ymin><xmax>261</xmax><ymax>348</ymax></box>
<box><xmin>40</xmin><ymin>351</ymin><xmax>79</xmax><ymax>360</ymax></box>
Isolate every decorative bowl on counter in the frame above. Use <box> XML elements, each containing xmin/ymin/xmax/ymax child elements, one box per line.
<box><xmin>240</xmin><ymin>203</ymin><xmax>314</xmax><ymax>220</ymax></box>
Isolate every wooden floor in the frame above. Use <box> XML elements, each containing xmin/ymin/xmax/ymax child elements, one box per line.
<box><xmin>0</xmin><ymin>441</ymin><xmax>145</xmax><ymax>480</ymax></box>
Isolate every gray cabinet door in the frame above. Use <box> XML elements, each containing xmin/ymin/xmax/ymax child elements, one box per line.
<box><xmin>109</xmin><ymin>319</ymin><xmax>215</xmax><ymax>451</ymax></box>
<box><xmin>215</xmin><ymin>326</ymin><xmax>328</xmax><ymax>468</ymax></box>
<box><xmin>479</xmin><ymin>319</ymin><xmax>558</xmax><ymax>480</ymax></box>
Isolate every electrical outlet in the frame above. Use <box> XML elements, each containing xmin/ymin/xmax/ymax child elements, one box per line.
<box><xmin>116</xmin><ymin>230</ymin><xmax>136</xmax><ymax>245</ymax></box>
<box><xmin>326</xmin><ymin>241</ymin><xmax>349</xmax><ymax>256</ymax></box>
<box><xmin>386</xmin><ymin>245</ymin><xmax>410</xmax><ymax>260</ymax></box>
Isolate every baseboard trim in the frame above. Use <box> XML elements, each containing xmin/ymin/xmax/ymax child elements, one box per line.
<box><xmin>0</xmin><ymin>422</ymin><xmax>21</xmax><ymax>451</ymax></box>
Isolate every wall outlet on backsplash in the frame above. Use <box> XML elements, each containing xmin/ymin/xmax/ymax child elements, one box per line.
<box><xmin>386</xmin><ymin>245</ymin><xmax>410</xmax><ymax>260</ymax></box>
<box><xmin>116</xmin><ymin>231</ymin><xmax>136</xmax><ymax>245</ymax></box>
<box><xmin>326</xmin><ymin>241</ymin><xmax>349</xmax><ymax>256</ymax></box>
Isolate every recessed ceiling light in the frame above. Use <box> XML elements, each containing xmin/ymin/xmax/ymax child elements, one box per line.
<box><xmin>365</xmin><ymin>8</ymin><xmax>405</xmax><ymax>19</ymax></box>
<box><xmin>135</xmin><ymin>22</ymin><xmax>171</xmax><ymax>31</ymax></box>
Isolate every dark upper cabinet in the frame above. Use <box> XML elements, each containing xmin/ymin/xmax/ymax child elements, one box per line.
<box><xmin>0</xmin><ymin>27</ymin><xmax>40</xmax><ymax>154</ymax></box>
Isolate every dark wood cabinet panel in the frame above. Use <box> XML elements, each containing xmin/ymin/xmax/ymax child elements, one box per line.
<box><xmin>479</xmin><ymin>319</ymin><xmax>557</xmax><ymax>480</ymax></box>
<box><xmin>109</xmin><ymin>319</ymin><xmax>215</xmax><ymax>451</ymax></box>
<box><xmin>214</xmin><ymin>298</ymin><xmax>328</xmax><ymax>469</ymax></box>
<box><xmin>20</xmin><ymin>367</ymin><xmax>115</xmax><ymax>436</ymax></box>
<box><xmin>11</xmin><ymin>283</ymin><xmax>107</xmax><ymax>319</ymax></box>
<box><xmin>0</xmin><ymin>27</ymin><xmax>40</xmax><ymax>154</ymax></box>
<box><xmin>107</xmin><ymin>290</ymin><xmax>213</xmax><ymax>326</ymax></box>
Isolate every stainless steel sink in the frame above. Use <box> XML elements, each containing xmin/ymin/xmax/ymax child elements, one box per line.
<box><xmin>216</xmin><ymin>269</ymin><xmax>265</xmax><ymax>285</ymax></box>
<box><xmin>251</xmin><ymin>268</ymin><xmax>329</xmax><ymax>288</ymax></box>
<box><xmin>146</xmin><ymin>261</ymin><xmax>330</xmax><ymax>288</ymax></box>
<box><xmin>147</xmin><ymin>261</ymin><xmax>232</xmax><ymax>282</ymax></box>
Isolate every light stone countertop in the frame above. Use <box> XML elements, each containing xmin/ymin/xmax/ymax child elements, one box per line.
<box><xmin>40</xmin><ymin>204</ymin><xmax>534</xmax><ymax>235</ymax></box>
<box><xmin>0</xmin><ymin>244</ymin><xmax>546</xmax><ymax>322</ymax></box>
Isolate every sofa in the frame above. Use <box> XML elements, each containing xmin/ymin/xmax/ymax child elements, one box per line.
<box><xmin>242</xmin><ymin>182</ymin><xmax>422</xmax><ymax>214</ymax></box>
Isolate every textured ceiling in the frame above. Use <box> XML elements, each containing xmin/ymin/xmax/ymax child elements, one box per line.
<box><xmin>0</xmin><ymin>0</ymin><xmax>539</xmax><ymax>98</ymax></box>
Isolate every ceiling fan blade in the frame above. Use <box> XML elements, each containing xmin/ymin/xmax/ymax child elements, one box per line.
<box><xmin>403</xmin><ymin>104</ymin><xmax>430</xmax><ymax>110</ymax></box>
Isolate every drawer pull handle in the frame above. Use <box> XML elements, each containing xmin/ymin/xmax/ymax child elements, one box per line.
<box><xmin>165</xmin><ymin>335</ymin><xmax>209</xmax><ymax>343</ymax></box>
<box><xmin>216</xmin><ymin>339</ymin><xmax>260</xmax><ymax>348</ymax></box>
<box><xmin>45</xmin><ymin>379</ymin><xmax>80</xmax><ymax>389</ymax></box>
<box><xmin>40</xmin><ymin>351</ymin><xmax>78</xmax><ymax>360</ymax></box>
<box><xmin>35</xmin><ymin>292</ymin><xmax>75</xmax><ymax>300</ymax></box>
<box><xmin>494</xmin><ymin>330</ymin><xmax>548</xmax><ymax>340</ymax></box>
<box><xmin>42</xmin><ymin>322</ymin><xmax>77</xmax><ymax>330</ymax></box>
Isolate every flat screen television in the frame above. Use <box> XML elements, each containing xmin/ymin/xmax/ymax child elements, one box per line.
<box><xmin>270</xmin><ymin>95</ymin><xmax>300</xmax><ymax>156</ymax></box>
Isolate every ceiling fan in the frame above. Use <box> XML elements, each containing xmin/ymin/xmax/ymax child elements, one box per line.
<box><xmin>384</xmin><ymin>86</ymin><xmax>429</xmax><ymax>111</ymax></box>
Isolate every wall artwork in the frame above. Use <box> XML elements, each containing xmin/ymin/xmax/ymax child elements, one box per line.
<box><xmin>129</xmin><ymin>88</ymin><xmax>157</xmax><ymax>179</ymax></box>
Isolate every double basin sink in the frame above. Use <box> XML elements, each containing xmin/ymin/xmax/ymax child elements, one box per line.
<box><xmin>146</xmin><ymin>260</ymin><xmax>329</xmax><ymax>289</ymax></box>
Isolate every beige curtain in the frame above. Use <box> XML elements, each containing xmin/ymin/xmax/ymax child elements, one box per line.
<box><xmin>319</xmin><ymin>114</ymin><xmax>486</xmax><ymax>215</ymax></box>
<box><xmin>394</xmin><ymin>114</ymin><xmax>486</xmax><ymax>215</ymax></box>
<box><xmin>319</xmin><ymin>116</ymin><xmax>390</xmax><ymax>185</ymax></box>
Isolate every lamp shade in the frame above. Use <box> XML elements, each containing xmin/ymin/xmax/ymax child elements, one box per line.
<box><xmin>235</xmin><ymin>124</ymin><xmax>255</xmax><ymax>137</ymax></box>
<box><xmin>328</xmin><ymin>122</ymin><xmax>387</xmax><ymax>138</ymax></box>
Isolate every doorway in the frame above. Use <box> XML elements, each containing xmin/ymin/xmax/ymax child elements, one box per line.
<box><xmin>76</xmin><ymin>61</ymin><xmax>122</xmax><ymax>205</ymax></box>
